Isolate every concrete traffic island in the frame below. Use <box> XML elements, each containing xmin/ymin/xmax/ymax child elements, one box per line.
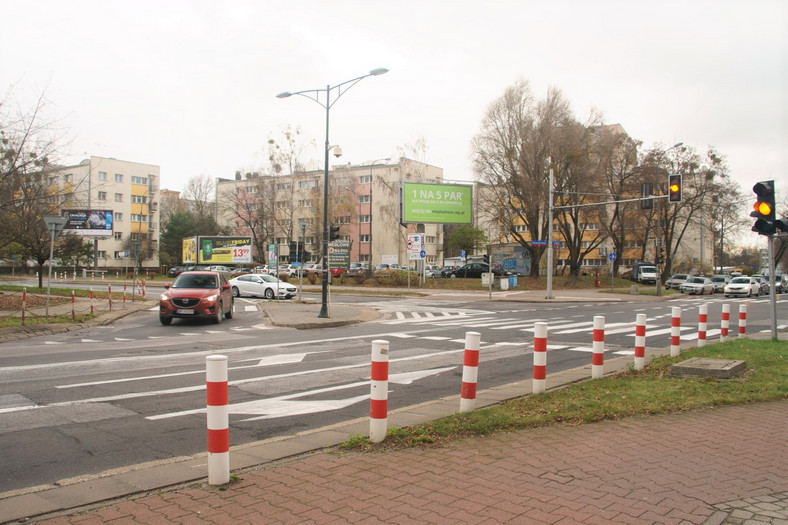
<box><xmin>669</xmin><ymin>357</ymin><xmax>747</xmax><ymax>379</ymax></box>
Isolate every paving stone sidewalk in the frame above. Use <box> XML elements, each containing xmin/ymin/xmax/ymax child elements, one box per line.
<box><xmin>32</xmin><ymin>400</ymin><xmax>787</xmax><ymax>524</ymax></box>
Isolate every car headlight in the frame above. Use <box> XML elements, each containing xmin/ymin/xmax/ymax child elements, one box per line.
<box><xmin>203</xmin><ymin>293</ymin><xmax>219</xmax><ymax>303</ymax></box>
<box><xmin>160</xmin><ymin>293</ymin><xmax>170</xmax><ymax>302</ymax></box>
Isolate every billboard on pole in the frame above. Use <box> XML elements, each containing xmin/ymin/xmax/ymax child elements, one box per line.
<box><xmin>61</xmin><ymin>209</ymin><xmax>114</xmax><ymax>236</ymax></box>
<box><xmin>400</xmin><ymin>182</ymin><xmax>473</xmax><ymax>225</ymax></box>
<box><xmin>198</xmin><ymin>236</ymin><xmax>253</xmax><ymax>264</ymax></box>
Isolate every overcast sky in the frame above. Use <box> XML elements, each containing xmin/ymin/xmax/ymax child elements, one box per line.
<box><xmin>3</xmin><ymin>1</ymin><xmax>786</xmax><ymax>205</ymax></box>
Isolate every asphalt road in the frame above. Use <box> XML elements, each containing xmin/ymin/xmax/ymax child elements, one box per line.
<box><xmin>0</xmin><ymin>292</ymin><xmax>784</xmax><ymax>494</ymax></box>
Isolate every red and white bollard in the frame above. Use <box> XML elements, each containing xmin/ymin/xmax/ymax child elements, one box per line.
<box><xmin>22</xmin><ymin>288</ymin><xmax>27</xmax><ymax>325</ymax></box>
<box><xmin>738</xmin><ymin>304</ymin><xmax>747</xmax><ymax>338</ymax></box>
<box><xmin>634</xmin><ymin>313</ymin><xmax>647</xmax><ymax>370</ymax></box>
<box><xmin>591</xmin><ymin>316</ymin><xmax>605</xmax><ymax>379</ymax></box>
<box><xmin>89</xmin><ymin>287</ymin><xmax>94</xmax><ymax>315</ymax></box>
<box><xmin>533</xmin><ymin>322</ymin><xmax>547</xmax><ymax>394</ymax></box>
<box><xmin>71</xmin><ymin>291</ymin><xmax>76</xmax><ymax>320</ymax></box>
<box><xmin>370</xmin><ymin>340</ymin><xmax>390</xmax><ymax>443</ymax></box>
<box><xmin>697</xmin><ymin>304</ymin><xmax>708</xmax><ymax>348</ymax></box>
<box><xmin>123</xmin><ymin>282</ymin><xmax>127</xmax><ymax>307</ymax></box>
<box><xmin>206</xmin><ymin>355</ymin><xmax>229</xmax><ymax>485</ymax></box>
<box><xmin>460</xmin><ymin>331</ymin><xmax>481</xmax><ymax>412</ymax></box>
<box><xmin>670</xmin><ymin>307</ymin><xmax>682</xmax><ymax>357</ymax></box>
<box><xmin>108</xmin><ymin>284</ymin><xmax>113</xmax><ymax>311</ymax></box>
<box><xmin>142</xmin><ymin>280</ymin><xmax>146</xmax><ymax>298</ymax></box>
<box><xmin>720</xmin><ymin>304</ymin><xmax>730</xmax><ymax>342</ymax></box>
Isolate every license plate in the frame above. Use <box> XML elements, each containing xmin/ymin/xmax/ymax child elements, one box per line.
<box><xmin>176</xmin><ymin>308</ymin><xmax>195</xmax><ymax>314</ymax></box>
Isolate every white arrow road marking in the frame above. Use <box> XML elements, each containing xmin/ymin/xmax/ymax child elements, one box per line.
<box><xmin>81</xmin><ymin>339</ymin><xmax>101</xmax><ymax>343</ymax></box>
<box><xmin>244</xmin><ymin>305</ymin><xmax>257</xmax><ymax>312</ymax></box>
<box><xmin>44</xmin><ymin>341</ymin><xmax>63</xmax><ymax>345</ymax></box>
<box><xmin>57</xmin><ymin>353</ymin><xmax>311</xmax><ymax>389</ymax></box>
<box><xmin>114</xmin><ymin>337</ymin><xmax>133</xmax><ymax>341</ymax></box>
<box><xmin>148</xmin><ymin>367</ymin><xmax>456</xmax><ymax>421</ymax></box>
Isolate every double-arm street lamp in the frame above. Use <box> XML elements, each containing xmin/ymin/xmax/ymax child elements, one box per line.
<box><xmin>277</xmin><ymin>67</ymin><xmax>388</xmax><ymax>318</ymax></box>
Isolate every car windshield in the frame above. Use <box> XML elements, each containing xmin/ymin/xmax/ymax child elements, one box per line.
<box><xmin>711</xmin><ymin>277</ymin><xmax>725</xmax><ymax>282</ymax></box>
<box><xmin>730</xmin><ymin>277</ymin><xmax>750</xmax><ymax>284</ymax></box>
<box><xmin>687</xmin><ymin>278</ymin><xmax>704</xmax><ymax>283</ymax></box>
<box><xmin>672</xmin><ymin>275</ymin><xmax>687</xmax><ymax>279</ymax></box>
<box><xmin>173</xmin><ymin>274</ymin><xmax>217</xmax><ymax>288</ymax></box>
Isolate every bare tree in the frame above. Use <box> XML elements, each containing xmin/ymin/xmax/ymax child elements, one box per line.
<box><xmin>472</xmin><ymin>80</ymin><xmax>578</xmax><ymax>277</ymax></box>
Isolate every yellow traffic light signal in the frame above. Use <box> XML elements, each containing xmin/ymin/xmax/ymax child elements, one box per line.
<box><xmin>668</xmin><ymin>174</ymin><xmax>682</xmax><ymax>203</ymax></box>
<box><xmin>751</xmin><ymin>180</ymin><xmax>776</xmax><ymax>235</ymax></box>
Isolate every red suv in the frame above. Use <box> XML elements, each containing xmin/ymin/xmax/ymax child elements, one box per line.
<box><xmin>159</xmin><ymin>271</ymin><xmax>234</xmax><ymax>325</ymax></box>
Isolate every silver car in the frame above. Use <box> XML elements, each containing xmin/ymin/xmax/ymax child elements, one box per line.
<box><xmin>710</xmin><ymin>275</ymin><xmax>729</xmax><ymax>293</ymax></box>
<box><xmin>665</xmin><ymin>274</ymin><xmax>688</xmax><ymax>290</ymax></box>
<box><xmin>680</xmin><ymin>277</ymin><xmax>714</xmax><ymax>295</ymax></box>
<box><xmin>723</xmin><ymin>276</ymin><xmax>760</xmax><ymax>298</ymax></box>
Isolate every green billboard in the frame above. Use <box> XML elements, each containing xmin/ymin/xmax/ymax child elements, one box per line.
<box><xmin>400</xmin><ymin>182</ymin><xmax>473</xmax><ymax>224</ymax></box>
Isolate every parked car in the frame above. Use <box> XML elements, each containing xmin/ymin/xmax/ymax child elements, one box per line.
<box><xmin>159</xmin><ymin>271</ymin><xmax>234</xmax><ymax>325</ymax></box>
<box><xmin>330</xmin><ymin>267</ymin><xmax>347</xmax><ymax>278</ymax></box>
<box><xmin>167</xmin><ymin>266</ymin><xmax>184</xmax><ymax>278</ymax></box>
<box><xmin>759</xmin><ymin>274</ymin><xmax>785</xmax><ymax>294</ymax></box>
<box><xmin>724</xmin><ymin>276</ymin><xmax>761</xmax><ymax>298</ymax></box>
<box><xmin>752</xmin><ymin>275</ymin><xmax>770</xmax><ymax>295</ymax></box>
<box><xmin>440</xmin><ymin>265</ymin><xmax>458</xmax><ymax>278</ymax></box>
<box><xmin>425</xmin><ymin>265</ymin><xmax>442</xmax><ymax>278</ymax></box>
<box><xmin>301</xmin><ymin>263</ymin><xmax>323</xmax><ymax>277</ymax></box>
<box><xmin>206</xmin><ymin>265</ymin><xmax>233</xmax><ymax>273</ymax></box>
<box><xmin>229</xmin><ymin>273</ymin><xmax>297</xmax><ymax>299</ymax></box>
<box><xmin>710</xmin><ymin>275</ymin><xmax>729</xmax><ymax>293</ymax></box>
<box><xmin>446</xmin><ymin>262</ymin><xmax>506</xmax><ymax>278</ymax></box>
<box><xmin>680</xmin><ymin>276</ymin><xmax>714</xmax><ymax>295</ymax></box>
<box><xmin>665</xmin><ymin>274</ymin><xmax>688</xmax><ymax>290</ymax></box>
<box><xmin>253</xmin><ymin>265</ymin><xmax>269</xmax><ymax>274</ymax></box>
<box><xmin>347</xmin><ymin>262</ymin><xmax>370</xmax><ymax>278</ymax></box>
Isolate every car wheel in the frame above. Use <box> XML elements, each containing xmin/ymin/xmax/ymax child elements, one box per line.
<box><xmin>264</xmin><ymin>288</ymin><xmax>275</xmax><ymax>300</ymax></box>
<box><xmin>213</xmin><ymin>301</ymin><xmax>223</xmax><ymax>324</ymax></box>
<box><xmin>748</xmin><ymin>290</ymin><xmax>752</xmax><ymax>297</ymax></box>
<box><xmin>225</xmin><ymin>298</ymin><xmax>233</xmax><ymax>319</ymax></box>
<box><xmin>450</xmin><ymin>274</ymin><xmax>456</xmax><ymax>278</ymax></box>
<box><xmin>159</xmin><ymin>315</ymin><xmax>172</xmax><ymax>326</ymax></box>
<box><xmin>232</xmin><ymin>286</ymin><xmax>241</xmax><ymax>298</ymax></box>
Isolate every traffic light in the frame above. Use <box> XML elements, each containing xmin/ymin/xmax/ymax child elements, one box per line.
<box><xmin>668</xmin><ymin>174</ymin><xmax>682</xmax><ymax>203</ymax></box>
<box><xmin>329</xmin><ymin>225</ymin><xmax>341</xmax><ymax>241</ymax></box>
<box><xmin>656</xmin><ymin>246</ymin><xmax>664</xmax><ymax>265</ymax></box>
<box><xmin>751</xmin><ymin>180</ymin><xmax>776</xmax><ymax>235</ymax></box>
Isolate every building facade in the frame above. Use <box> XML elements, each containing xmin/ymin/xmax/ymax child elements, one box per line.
<box><xmin>216</xmin><ymin>158</ymin><xmax>445</xmax><ymax>267</ymax></box>
<box><xmin>46</xmin><ymin>156</ymin><xmax>161</xmax><ymax>270</ymax></box>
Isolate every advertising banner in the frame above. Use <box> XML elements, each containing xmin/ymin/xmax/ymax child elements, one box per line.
<box><xmin>61</xmin><ymin>209</ymin><xmax>114</xmax><ymax>237</ymax></box>
<box><xmin>182</xmin><ymin>237</ymin><xmax>198</xmax><ymax>264</ymax></box>
<box><xmin>197</xmin><ymin>236</ymin><xmax>253</xmax><ymax>264</ymax></box>
<box><xmin>328</xmin><ymin>239</ymin><xmax>351</xmax><ymax>270</ymax></box>
<box><xmin>400</xmin><ymin>182</ymin><xmax>473</xmax><ymax>225</ymax></box>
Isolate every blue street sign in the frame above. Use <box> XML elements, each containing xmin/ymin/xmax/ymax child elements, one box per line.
<box><xmin>531</xmin><ymin>240</ymin><xmax>547</xmax><ymax>246</ymax></box>
<box><xmin>420</xmin><ymin>249</ymin><xmax>426</xmax><ymax>259</ymax></box>
<box><xmin>609</xmin><ymin>253</ymin><xmax>616</xmax><ymax>261</ymax></box>
<box><xmin>460</xmin><ymin>250</ymin><xmax>466</xmax><ymax>258</ymax></box>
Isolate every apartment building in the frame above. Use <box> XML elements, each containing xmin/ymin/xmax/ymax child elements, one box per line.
<box><xmin>46</xmin><ymin>156</ymin><xmax>161</xmax><ymax>270</ymax></box>
<box><xmin>216</xmin><ymin>158</ymin><xmax>445</xmax><ymax>267</ymax></box>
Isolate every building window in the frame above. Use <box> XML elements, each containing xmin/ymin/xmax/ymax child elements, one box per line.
<box><xmin>359</xmin><ymin>254</ymin><xmax>370</xmax><ymax>262</ymax></box>
<box><xmin>426</xmin><ymin>236</ymin><xmax>436</xmax><ymax>244</ymax></box>
<box><xmin>276</xmin><ymin>237</ymin><xmax>287</xmax><ymax>245</ymax></box>
<box><xmin>115</xmin><ymin>193</ymin><xmax>123</xmax><ymax>202</ymax></box>
<box><xmin>358</xmin><ymin>175</ymin><xmax>372</xmax><ymax>184</ymax></box>
<box><xmin>131</xmin><ymin>176</ymin><xmax>147</xmax><ymax>185</ymax></box>
<box><xmin>97</xmin><ymin>251</ymin><xmax>107</xmax><ymax>258</ymax></box>
<box><xmin>276</xmin><ymin>182</ymin><xmax>292</xmax><ymax>190</ymax></box>
<box><xmin>358</xmin><ymin>195</ymin><xmax>370</xmax><ymax>203</ymax></box>
<box><xmin>305</xmin><ymin>236</ymin><xmax>315</xmax><ymax>244</ymax></box>
<box><xmin>114</xmin><ymin>251</ymin><xmax>126</xmax><ymax>258</ymax></box>
<box><xmin>131</xmin><ymin>214</ymin><xmax>148</xmax><ymax>222</ymax></box>
<box><xmin>97</xmin><ymin>191</ymin><xmax>107</xmax><ymax>200</ymax></box>
<box><xmin>276</xmin><ymin>201</ymin><xmax>287</xmax><ymax>208</ymax></box>
<box><xmin>114</xmin><ymin>232</ymin><xmax>123</xmax><ymax>240</ymax></box>
<box><xmin>131</xmin><ymin>195</ymin><xmax>147</xmax><ymax>204</ymax></box>
<box><xmin>49</xmin><ymin>176</ymin><xmax>58</xmax><ymax>185</ymax></box>
<box><xmin>360</xmin><ymin>234</ymin><xmax>370</xmax><ymax>243</ymax></box>
<box><xmin>299</xmin><ymin>180</ymin><xmax>316</xmax><ymax>189</ymax></box>
<box><xmin>245</xmin><ymin>185</ymin><xmax>258</xmax><ymax>193</ymax></box>
<box><xmin>360</xmin><ymin>215</ymin><xmax>371</xmax><ymax>223</ymax></box>
<box><xmin>514</xmin><ymin>224</ymin><xmax>528</xmax><ymax>233</ymax></box>
<box><xmin>98</xmin><ymin>171</ymin><xmax>107</xmax><ymax>181</ymax></box>
<box><xmin>114</xmin><ymin>212</ymin><xmax>123</xmax><ymax>222</ymax></box>
<box><xmin>580</xmin><ymin>223</ymin><xmax>599</xmax><ymax>231</ymax></box>
<box><xmin>63</xmin><ymin>174</ymin><xmax>72</xmax><ymax>183</ymax></box>
<box><xmin>298</xmin><ymin>199</ymin><xmax>314</xmax><ymax>208</ymax></box>
<box><xmin>115</xmin><ymin>174</ymin><xmax>123</xmax><ymax>183</ymax></box>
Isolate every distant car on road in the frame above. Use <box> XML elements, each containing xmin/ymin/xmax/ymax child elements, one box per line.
<box><xmin>680</xmin><ymin>277</ymin><xmax>714</xmax><ymax>295</ymax></box>
<box><xmin>167</xmin><ymin>266</ymin><xmax>184</xmax><ymax>278</ymax></box>
<box><xmin>347</xmin><ymin>262</ymin><xmax>369</xmax><ymax>278</ymax></box>
<box><xmin>752</xmin><ymin>275</ymin><xmax>770</xmax><ymax>295</ymax></box>
<box><xmin>710</xmin><ymin>275</ymin><xmax>729</xmax><ymax>293</ymax></box>
<box><xmin>229</xmin><ymin>273</ymin><xmax>297</xmax><ymax>299</ymax></box>
<box><xmin>665</xmin><ymin>274</ymin><xmax>688</xmax><ymax>290</ymax></box>
<box><xmin>425</xmin><ymin>265</ymin><xmax>442</xmax><ymax>278</ymax></box>
<box><xmin>724</xmin><ymin>276</ymin><xmax>761</xmax><ymax>298</ymax></box>
<box><xmin>159</xmin><ymin>271</ymin><xmax>234</xmax><ymax>325</ymax></box>
<box><xmin>446</xmin><ymin>263</ymin><xmax>506</xmax><ymax>278</ymax></box>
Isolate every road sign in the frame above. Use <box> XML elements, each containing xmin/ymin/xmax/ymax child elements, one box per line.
<box><xmin>460</xmin><ymin>249</ymin><xmax>466</xmax><ymax>258</ymax></box>
<box><xmin>408</xmin><ymin>234</ymin><xmax>424</xmax><ymax>260</ymax></box>
<box><xmin>609</xmin><ymin>253</ymin><xmax>616</xmax><ymax>262</ymax></box>
<box><xmin>531</xmin><ymin>241</ymin><xmax>547</xmax><ymax>246</ymax></box>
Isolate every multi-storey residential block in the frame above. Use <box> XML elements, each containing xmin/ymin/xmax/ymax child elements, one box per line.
<box><xmin>46</xmin><ymin>156</ymin><xmax>161</xmax><ymax>270</ymax></box>
<box><xmin>216</xmin><ymin>158</ymin><xmax>445</xmax><ymax>267</ymax></box>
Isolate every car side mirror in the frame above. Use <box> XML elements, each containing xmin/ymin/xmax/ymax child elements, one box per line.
<box><xmin>164</xmin><ymin>283</ymin><xmax>171</xmax><ymax>289</ymax></box>
<box><xmin>222</xmin><ymin>283</ymin><xmax>230</xmax><ymax>290</ymax></box>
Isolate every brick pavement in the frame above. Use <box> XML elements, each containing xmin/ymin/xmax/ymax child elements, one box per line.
<box><xmin>32</xmin><ymin>400</ymin><xmax>787</xmax><ymax>524</ymax></box>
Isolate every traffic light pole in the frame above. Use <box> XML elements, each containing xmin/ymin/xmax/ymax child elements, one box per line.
<box><xmin>768</xmin><ymin>235</ymin><xmax>777</xmax><ymax>341</ymax></box>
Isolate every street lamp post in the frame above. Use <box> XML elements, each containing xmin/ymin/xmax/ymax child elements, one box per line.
<box><xmin>277</xmin><ymin>68</ymin><xmax>388</xmax><ymax>318</ymax></box>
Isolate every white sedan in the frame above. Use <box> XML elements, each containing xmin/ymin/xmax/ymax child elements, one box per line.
<box><xmin>724</xmin><ymin>276</ymin><xmax>761</xmax><ymax>298</ymax></box>
<box><xmin>680</xmin><ymin>277</ymin><xmax>715</xmax><ymax>295</ymax></box>
<box><xmin>229</xmin><ymin>274</ymin><xmax>297</xmax><ymax>299</ymax></box>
